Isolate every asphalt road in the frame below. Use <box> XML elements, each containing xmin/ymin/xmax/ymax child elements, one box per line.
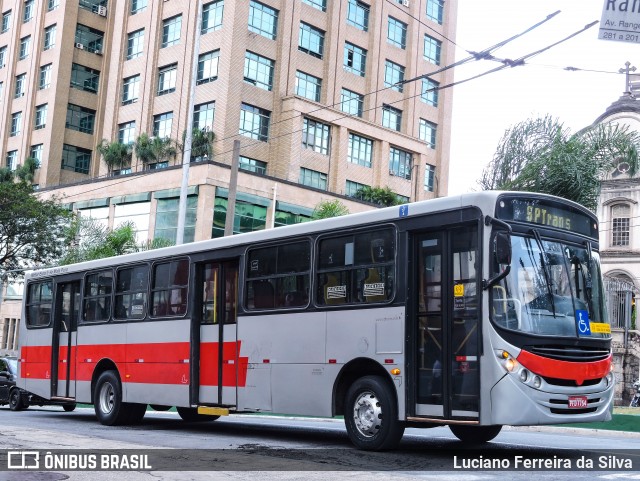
<box><xmin>1</xmin><ymin>406</ymin><xmax>640</xmax><ymax>480</ymax></box>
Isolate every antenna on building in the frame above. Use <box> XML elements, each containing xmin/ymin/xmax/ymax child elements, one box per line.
<box><xmin>176</xmin><ymin>0</ymin><xmax>204</xmax><ymax>245</ymax></box>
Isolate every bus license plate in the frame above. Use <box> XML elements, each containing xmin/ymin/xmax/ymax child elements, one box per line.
<box><xmin>568</xmin><ymin>396</ymin><xmax>588</xmax><ymax>409</ymax></box>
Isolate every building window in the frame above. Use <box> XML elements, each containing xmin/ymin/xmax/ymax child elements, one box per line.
<box><xmin>14</xmin><ymin>74</ymin><xmax>26</xmax><ymax>98</ymax></box>
<box><xmin>39</xmin><ymin>64</ymin><xmax>52</xmax><ymax>89</ymax></box>
<box><xmin>421</xmin><ymin>78</ymin><xmax>439</xmax><ymax>106</ymax></box>
<box><xmin>44</xmin><ymin>24</ymin><xmax>56</xmax><ymax>50</ymax></box>
<box><xmin>424</xmin><ymin>164</ymin><xmax>435</xmax><ymax>192</ymax></box>
<box><xmin>30</xmin><ymin>144</ymin><xmax>43</xmax><ymax>164</ymax></box>
<box><xmin>424</xmin><ymin>34</ymin><xmax>442</xmax><ymax>65</ymax></box>
<box><xmin>248</xmin><ymin>1</ymin><xmax>278</xmax><ymax>40</ymax></box>
<box><xmin>126</xmin><ymin>29</ymin><xmax>144</xmax><ymax>60</ymax></box>
<box><xmin>66</xmin><ymin>103</ymin><xmax>96</xmax><ymax>134</ymax></box>
<box><xmin>19</xmin><ymin>36</ymin><xmax>30</xmax><ymax>60</ymax></box>
<box><xmin>612</xmin><ymin>204</ymin><xmax>631</xmax><ymax>247</ymax></box>
<box><xmin>239</xmin><ymin>156</ymin><xmax>267</xmax><ymax>174</ymax></box>
<box><xmin>193</xmin><ymin>101</ymin><xmax>215</xmax><ymax>130</ymax></box>
<box><xmin>197</xmin><ymin>50</ymin><xmax>219</xmax><ymax>84</ymax></box>
<box><xmin>155</xmin><ymin>196</ymin><xmax>197</xmax><ymax>243</ymax></box>
<box><xmin>213</xmin><ymin>195</ymin><xmax>267</xmax><ymax>238</ymax></box>
<box><xmin>299</xmin><ymin>22</ymin><xmax>324</xmax><ymax>58</ymax></box>
<box><xmin>384</xmin><ymin>60</ymin><xmax>405</xmax><ymax>92</ymax></box>
<box><xmin>302</xmin><ymin>0</ymin><xmax>326</xmax><ymax>12</ymax></box>
<box><xmin>48</xmin><ymin>0</ymin><xmax>60</xmax><ymax>11</ymax></box>
<box><xmin>346</xmin><ymin>179</ymin><xmax>368</xmax><ymax>197</ymax></box>
<box><xmin>202</xmin><ymin>0</ymin><xmax>223</xmax><ymax>33</ymax></box>
<box><xmin>34</xmin><ymin>104</ymin><xmax>48</xmax><ymax>130</ymax></box>
<box><xmin>79</xmin><ymin>0</ymin><xmax>107</xmax><ymax>13</ymax></box>
<box><xmin>153</xmin><ymin>112</ymin><xmax>173</xmax><ymax>139</ymax></box>
<box><xmin>1</xmin><ymin>11</ymin><xmax>10</xmax><ymax>33</ymax></box>
<box><xmin>118</xmin><ymin>121</ymin><xmax>136</xmax><ymax>144</ymax></box>
<box><xmin>348</xmin><ymin>133</ymin><xmax>373</xmax><ymax>168</ymax></box>
<box><xmin>382</xmin><ymin>104</ymin><xmax>402</xmax><ymax>131</ymax></box>
<box><xmin>114</xmin><ymin>202</ymin><xmax>150</xmax><ymax>242</ymax></box>
<box><xmin>419</xmin><ymin>118</ymin><xmax>437</xmax><ymax>148</ymax></box>
<box><xmin>0</xmin><ymin>46</ymin><xmax>6</xmax><ymax>68</ymax></box>
<box><xmin>244</xmin><ymin>51</ymin><xmax>274</xmax><ymax>91</ymax></box>
<box><xmin>122</xmin><ymin>75</ymin><xmax>140</xmax><ymax>104</ymax></box>
<box><xmin>162</xmin><ymin>15</ymin><xmax>182</xmax><ymax>48</ymax></box>
<box><xmin>341</xmin><ymin>88</ymin><xmax>363</xmax><ymax>117</ymax></box>
<box><xmin>347</xmin><ymin>0</ymin><xmax>369</xmax><ymax>31</ymax></box>
<box><xmin>239</xmin><ymin>103</ymin><xmax>270</xmax><ymax>141</ymax></box>
<box><xmin>388</xmin><ymin>17</ymin><xmax>407</xmax><ymax>49</ymax></box>
<box><xmin>157</xmin><ymin>63</ymin><xmax>177</xmax><ymax>95</ymax></box>
<box><xmin>75</xmin><ymin>24</ymin><xmax>104</xmax><ymax>54</ymax></box>
<box><xmin>299</xmin><ymin>167</ymin><xmax>327</xmax><ymax>190</ymax></box>
<box><xmin>23</xmin><ymin>0</ymin><xmax>34</xmax><ymax>23</ymax></box>
<box><xmin>6</xmin><ymin>150</ymin><xmax>17</xmax><ymax>170</ymax></box>
<box><xmin>0</xmin><ymin>81</ymin><xmax>3</xmax><ymax>101</ymax></box>
<box><xmin>131</xmin><ymin>0</ymin><xmax>147</xmax><ymax>14</ymax></box>
<box><xmin>62</xmin><ymin>144</ymin><xmax>91</xmax><ymax>174</ymax></box>
<box><xmin>426</xmin><ymin>0</ymin><xmax>444</xmax><ymax>24</ymax></box>
<box><xmin>344</xmin><ymin>42</ymin><xmax>367</xmax><ymax>77</ymax></box>
<box><xmin>389</xmin><ymin>147</ymin><xmax>412</xmax><ymax>179</ymax></box>
<box><xmin>295</xmin><ymin>71</ymin><xmax>321</xmax><ymax>101</ymax></box>
<box><xmin>70</xmin><ymin>63</ymin><xmax>100</xmax><ymax>93</ymax></box>
<box><xmin>302</xmin><ymin>118</ymin><xmax>330</xmax><ymax>155</ymax></box>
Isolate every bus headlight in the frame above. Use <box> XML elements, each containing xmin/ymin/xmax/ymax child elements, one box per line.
<box><xmin>533</xmin><ymin>376</ymin><xmax>542</xmax><ymax>389</ymax></box>
<box><xmin>519</xmin><ymin>369</ymin><xmax>529</xmax><ymax>383</ymax></box>
<box><xmin>605</xmin><ymin>372</ymin><xmax>614</xmax><ymax>387</ymax></box>
<box><xmin>497</xmin><ymin>350</ymin><xmax>520</xmax><ymax>373</ymax></box>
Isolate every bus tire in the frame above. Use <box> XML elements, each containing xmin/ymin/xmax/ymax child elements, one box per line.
<box><xmin>62</xmin><ymin>403</ymin><xmax>76</xmax><ymax>412</ymax></box>
<box><xmin>9</xmin><ymin>389</ymin><xmax>25</xmax><ymax>411</ymax></box>
<box><xmin>344</xmin><ymin>375</ymin><xmax>404</xmax><ymax>450</ymax></box>
<box><xmin>94</xmin><ymin>370</ymin><xmax>129</xmax><ymax>426</ymax></box>
<box><xmin>449</xmin><ymin>424</ymin><xmax>502</xmax><ymax>443</ymax></box>
<box><xmin>126</xmin><ymin>403</ymin><xmax>147</xmax><ymax>424</ymax></box>
<box><xmin>177</xmin><ymin>407</ymin><xmax>218</xmax><ymax>422</ymax></box>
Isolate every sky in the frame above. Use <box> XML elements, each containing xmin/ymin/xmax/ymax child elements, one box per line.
<box><xmin>448</xmin><ymin>0</ymin><xmax>639</xmax><ymax>195</ymax></box>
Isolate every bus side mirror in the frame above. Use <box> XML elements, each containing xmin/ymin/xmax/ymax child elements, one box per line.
<box><xmin>495</xmin><ymin>232</ymin><xmax>511</xmax><ymax>266</ymax></box>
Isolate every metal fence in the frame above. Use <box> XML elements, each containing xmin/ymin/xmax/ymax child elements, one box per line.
<box><xmin>604</xmin><ymin>277</ymin><xmax>636</xmax><ymax>329</ymax></box>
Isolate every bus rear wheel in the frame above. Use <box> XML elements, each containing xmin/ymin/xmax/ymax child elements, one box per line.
<box><xmin>344</xmin><ymin>375</ymin><xmax>404</xmax><ymax>450</ymax></box>
<box><xmin>177</xmin><ymin>407</ymin><xmax>218</xmax><ymax>422</ymax></box>
<box><xmin>449</xmin><ymin>424</ymin><xmax>502</xmax><ymax>443</ymax></box>
<box><xmin>62</xmin><ymin>403</ymin><xmax>76</xmax><ymax>412</ymax></box>
<box><xmin>94</xmin><ymin>370</ymin><xmax>138</xmax><ymax>426</ymax></box>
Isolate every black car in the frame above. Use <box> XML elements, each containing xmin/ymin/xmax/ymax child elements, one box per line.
<box><xmin>0</xmin><ymin>356</ymin><xmax>75</xmax><ymax>412</ymax></box>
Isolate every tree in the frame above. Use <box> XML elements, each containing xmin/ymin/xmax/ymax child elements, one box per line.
<box><xmin>355</xmin><ymin>186</ymin><xmax>404</xmax><ymax>207</ymax></box>
<box><xmin>60</xmin><ymin>217</ymin><xmax>173</xmax><ymax>265</ymax></box>
<box><xmin>0</xmin><ymin>181</ymin><xmax>72</xmax><ymax>280</ymax></box>
<box><xmin>134</xmin><ymin>133</ymin><xmax>177</xmax><ymax>167</ymax></box>
<box><xmin>479</xmin><ymin>115</ymin><xmax>640</xmax><ymax>211</ymax></box>
<box><xmin>97</xmin><ymin>140</ymin><xmax>132</xmax><ymax>174</ymax></box>
<box><xmin>311</xmin><ymin>199</ymin><xmax>350</xmax><ymax>220</ymax></box>
<box><xmin>182</xmin><ymin>128</ymin><xmax>215</xmax><ymax>162</ymax></box>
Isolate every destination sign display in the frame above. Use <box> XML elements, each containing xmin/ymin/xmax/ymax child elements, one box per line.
<box><xmin>496</xmin><ymin>197</ymin><xmax>597</xmax><ymax>237</ymax></box>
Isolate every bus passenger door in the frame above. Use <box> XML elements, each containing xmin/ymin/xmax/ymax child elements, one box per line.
<box><xmin>198</xmin><ymin>261</ymin><xmax>239</xmax><ymax>406</ymax></box>
<box><xmin>414</xmin><ymin>226</ymin><xmax>480</xmax><ymax>420</ymax></box>
<box><xmin>52</xmin><ymin>281</ymin><xmax>80</xmax><ymax>399</ymax></box>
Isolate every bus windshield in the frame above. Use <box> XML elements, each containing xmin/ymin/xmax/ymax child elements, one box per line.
<box><xmin>491</xmin><ymin>233</ymin><xmax>609</xmax><ymax>338</ymax></box>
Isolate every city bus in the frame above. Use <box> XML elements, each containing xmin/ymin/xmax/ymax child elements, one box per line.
<box><xmin>16</xmin><ymin>191</ymin><xmax>614</xmax><ymax>450</ymax></box>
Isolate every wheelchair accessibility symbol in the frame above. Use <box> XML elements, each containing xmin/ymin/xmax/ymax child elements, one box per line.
<box><xmin>575</xmin><ymin>309</ymin><xmax>591</xmax><ymax>336</ymax></box>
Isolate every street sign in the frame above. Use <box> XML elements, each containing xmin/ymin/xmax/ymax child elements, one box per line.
<box><xmin>599</xmin><ymin>0</ymin><xmax>640</xmax><ymax>44</ymax></box>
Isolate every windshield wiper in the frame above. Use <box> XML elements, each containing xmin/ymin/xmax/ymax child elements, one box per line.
<box><xmin>531</xmin><ymin>229</ymin><xmax>557</xmax><ymax>317</ymax></box>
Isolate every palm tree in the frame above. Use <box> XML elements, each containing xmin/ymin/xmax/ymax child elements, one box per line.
<box><xmin>134</xmin><ymin>133</ymin><xmax>177</xmax><ymax>168</ymax></box>
<box><xmin>16</xmin><ymin>157</ymin><xmax>39</xmax><ymax>184</ymax></box>
<box><xmin>182</xmin><ymin>128</ymin><xmax>215</xmax><ymax>162</ymax></box>
<box><xmin>311</xmin><ymin>199</ymin><xmax>350</xmax><ymax>220</ymax></box>
<box><xmin>97</xmin><ymin>140</ymin><xmax>132</xmax><ymax>175</ymax></box>
<box><xmin>355</xmin><ymin>186</ymin><xmax>403</xmax><ymax>207</ymax></box>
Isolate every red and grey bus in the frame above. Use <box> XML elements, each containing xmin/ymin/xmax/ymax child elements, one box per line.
<box><xmin>16</xmin><ymin>191</ymin><xmax>613</xmax><ymax>450</ymax></box>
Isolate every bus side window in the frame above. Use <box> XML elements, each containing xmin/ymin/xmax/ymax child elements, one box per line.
<box><xmin>115</xmin><ymin>264</ymin><xmax>149</xmax><ymax>320</ymax></box>
<box><xmin>151</xmin><ymin>259</ymin><xmax>189</xmax><ymax>317</ymax></box>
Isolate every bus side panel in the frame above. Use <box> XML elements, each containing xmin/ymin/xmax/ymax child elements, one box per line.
<box><xmin>123</xmin><ymin>319</ymin><xmax>191</xmax><ymax>406</ymax></box>
<box><xmin>75</xmin><ymin>323</ymin><xmax>127</xmax><ymax>403</ymax></box>
<box><xmin>326</xmin><ymin>306</ymin><xmax>406</xmax><ymax>418</ymax></box>
<box><xmin>238</xmin><ymin>312</ymin><xmax>326</xmax><ymax>414</ymax></box>
<box><xmin>20</xmin><ymin>327</ymin><xmax>53</xmax><ymax>399</ymax></box>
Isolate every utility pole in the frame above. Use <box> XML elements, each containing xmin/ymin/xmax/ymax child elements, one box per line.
<box><xmin>176</xmin><ymin>0</ymin><xmax>203</xmax><ymax>245</ymax></box>
<box><xmin>224</xmin><ymin>141</ymin><xmax>240</xmax><ymax>237</ymax></box>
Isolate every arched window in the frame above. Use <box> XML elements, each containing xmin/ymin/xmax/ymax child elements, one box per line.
<box><xmin>612</xmin><ymin>204</ymin><xmax>631</xmax><ymax>247</ymax></box>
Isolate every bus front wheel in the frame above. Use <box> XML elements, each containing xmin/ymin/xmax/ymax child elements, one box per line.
<box><xmin>344</xmin><ymin>375</ymin><xmax>404</xmax><ymax>450</ymax></box>
<box><xmin>449</xmin><ymin>424</ymin><xmax>502</xmax><ymax>443</ymax></box>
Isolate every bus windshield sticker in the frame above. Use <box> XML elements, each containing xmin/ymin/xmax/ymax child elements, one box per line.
<box><xmin>590</xmin><ymin>322</ymin><xmax>611</xmax><ymax>334</ymax></box>
<box><xmin>399</xmin><ymin>205</ymin><xmax>409</xmax><ymax>217</ymax></box>
<box><xmin>364</xmin><ymin>283</ymin><xmax>385</xmax><ymax>297</ymax></box>
<box><xmin>575</xmin><ymin>309</ymin><xmax>591</xmax><ymax>336</ymax></box>
<box><xmin>453</xmin><ymin>284</ymin><xmax>464</xmax><ymax>297</ymax></box>
<box><xmin>327</xmin><ymin>285</ymin><xmax>346</xmax><ymax>299</ymax></box>
<box><xmin>251</xmin><ymin>260</ymin><xmax>259</xmax><ymax>271</ymax></box>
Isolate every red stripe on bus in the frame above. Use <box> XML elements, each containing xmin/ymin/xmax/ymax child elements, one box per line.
<box><xmin>20</xmin><ymin>341</ymin><xmax>248</xmax><ymax>387</ymax></box>
<box><xmin>517</xmin><ymin>349</ymin><xmax>611</xmax><ymax>384</ymax></box>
